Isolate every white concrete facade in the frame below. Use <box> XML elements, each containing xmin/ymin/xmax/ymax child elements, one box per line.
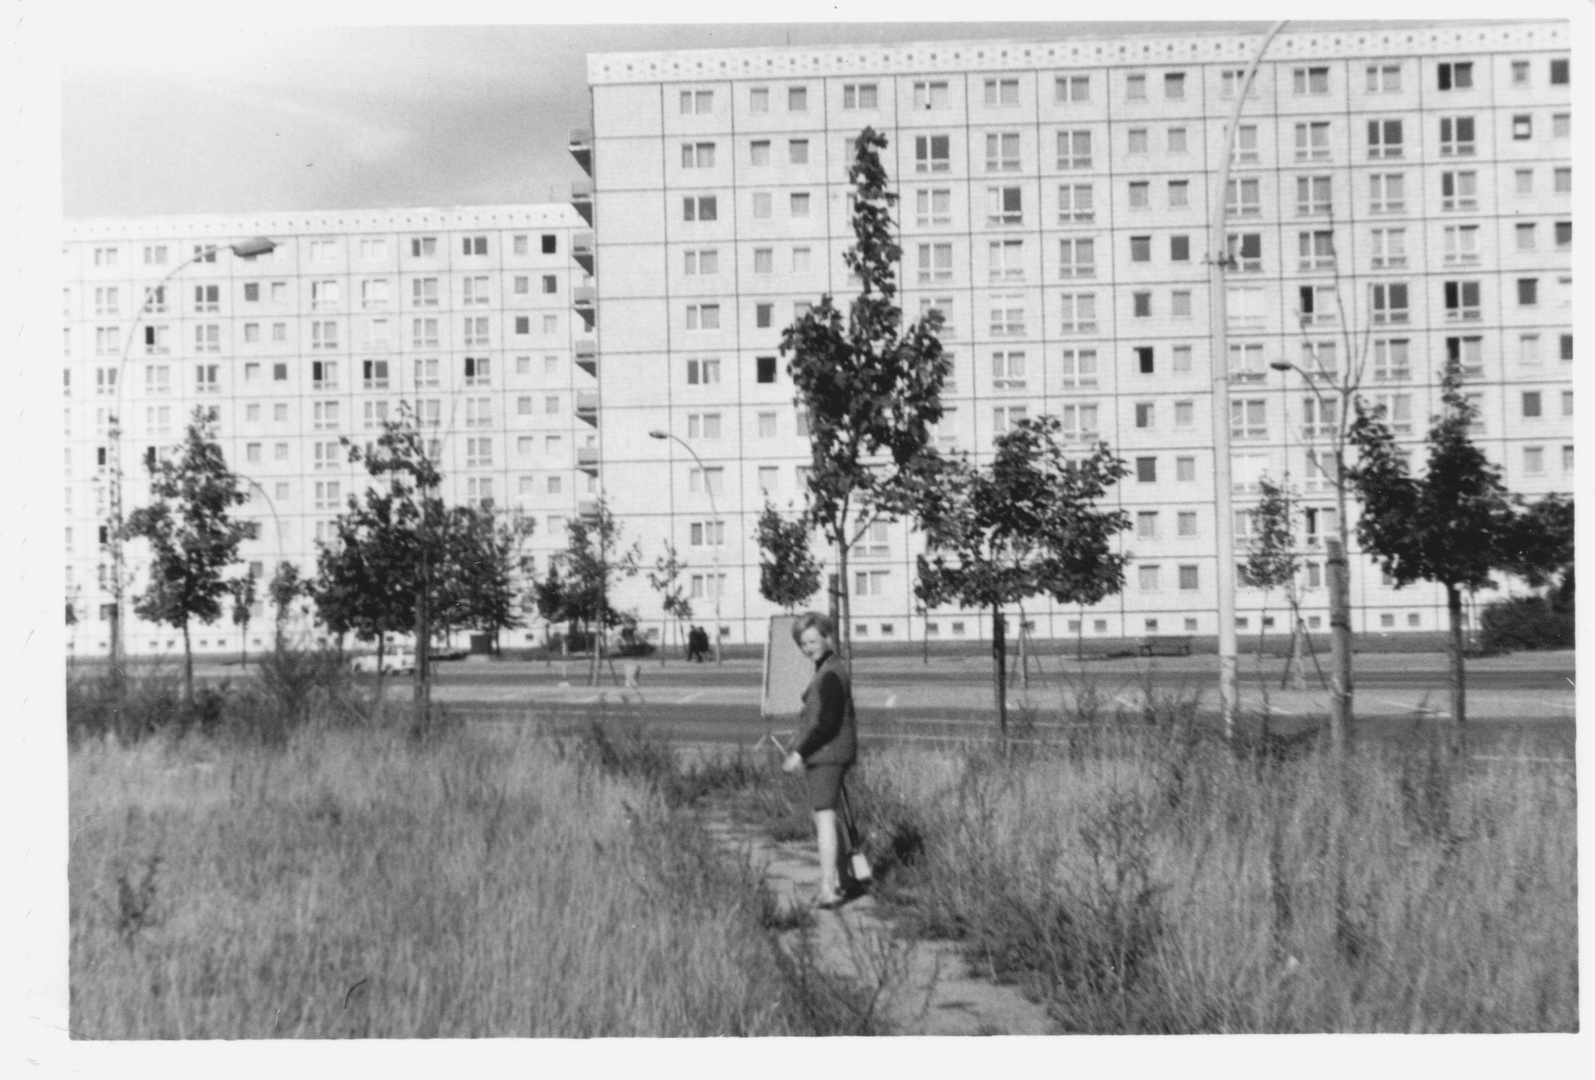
<box><xmin>63</xmin><ymin>205</ymin><xmax>595</xmax><ymax>657</ymax></box>
<box><xmin>582</xmin><ymin>22</ymin><xmax>1573</xmax><ymax>646</ymax></box>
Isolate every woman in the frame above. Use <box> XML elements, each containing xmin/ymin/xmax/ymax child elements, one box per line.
<box><xmin>781</xmin><ymin>612</ymin><xmax>857</xmax><ymax>909</ymax></box>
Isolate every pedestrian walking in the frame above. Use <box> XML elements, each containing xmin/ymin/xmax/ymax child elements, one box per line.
<box><xmin>781</xmin><ymin>611</ymin><xmax>858</xmax><ymax>909</ymax></box>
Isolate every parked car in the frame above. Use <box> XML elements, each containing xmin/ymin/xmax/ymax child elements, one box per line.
<box><xmin>350</xmin><ymin>650</ymin><xmax>416</xmax><ymax>675</ymax></box>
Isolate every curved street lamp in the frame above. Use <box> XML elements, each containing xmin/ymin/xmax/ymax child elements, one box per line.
<box><xmin>107</xmin><ymin>236</ymin><xmax>277</xmax><ymax>672</ymax></box>
<box><xmin>648</xmin><ymin>428</ymin><xmax>722</xmax><ymax>665</ymax></box>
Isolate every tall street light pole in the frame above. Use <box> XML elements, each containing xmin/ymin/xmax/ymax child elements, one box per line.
<box><xmin>1209</xmin><ymin>20</ymin><xmax>1286</xmax><ymax>740</ymax></box>
<box><xmin>648</xmin><ymin>429</ymin><xmax>722</xmax><ymax>665</ymax></box>
<box><xmin>107</xmin><ymin>237</ymin><xmax>277</xmax><ymax>675</ymax></box>
<box><xmin>1271</xmin><ymin>358</ymin><xmax>1351</xmax><ymax>747</ymax></box>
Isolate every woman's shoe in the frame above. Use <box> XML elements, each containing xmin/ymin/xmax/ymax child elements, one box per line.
<box><xmin>814</xmin><ymin>894</ymin><xmax>845</xmax><ymax>910</ymax></box>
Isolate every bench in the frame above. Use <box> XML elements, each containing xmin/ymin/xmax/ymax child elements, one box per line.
<box><xmin>1139</xmin><ymin>635</ymin><xmax>1192</xmax><ymax>658</ymax></box>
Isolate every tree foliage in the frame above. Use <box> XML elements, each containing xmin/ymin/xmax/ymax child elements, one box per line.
<box><xmin>123</xmin><ymin>408</ymin><xmax>257</xmax><ymax>699</ymax></box>
<box><xmin>545</xmin><ymin>497</ymin><xmax>640</xmax><ymax>677</ymax></box>
<box><xmin>435</xmin><ymin>507</ymin><xmax>535</xmax><ymax>653</ymax></box>
<box><xmin>915</xmin><ymin>419</ymin><xmax>1131</xmax><ymax>613</ymax></box>
<box><xmin>755</xmin><ymin>502</ymin><xmax>822</xmax><ymax>612</ymax></box>
<box><xmin>781</xmin><ymin>126</ymin><xmax>952</xmax><ymax>651</ymax></box>
<box><xmin>1347</xmin><ymin>358</ymin><xmax>1571</xmax><ymax>722</ymax></box>
<box><xmin>1244</xmin><ymin>478</ymin><xmax>1300</xmax><ymax>593</ymax></box>
<box><xmin>645</xmin><ymin>540</ymin><xmax>694</xmax><ymax>639</ymax></box>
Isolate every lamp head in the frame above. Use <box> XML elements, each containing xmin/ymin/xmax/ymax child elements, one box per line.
<box><xmin>648</xmin><ymin>430</ymin><xmax>668</xmax><ymax>440</ymax></box>
<box><xmin>230</xmin><ymin>237</ymin><xmax>278</xmax><ymax>258</ymax></box>
<box><xmin>1269</xmin><ymin>361</ymin><xmax>1292</xmax><ymax>372</ymax></box>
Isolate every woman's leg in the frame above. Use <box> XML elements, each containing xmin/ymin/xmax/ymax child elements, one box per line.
<box><xmin>813</xmin><ymin>809</ymin><xmax>840</xmax><ymax>901</ymax></box>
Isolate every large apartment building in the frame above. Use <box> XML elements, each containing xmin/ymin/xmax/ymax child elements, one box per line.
<box><xmin>579</xmin><ymin>21</ymin><xmax>1573</xmax><ymax>647</ymax></box>
<box><xmin>63</xmin><ymin>205</ymin><xmax>596</xmax><ymax>657</ymax></box>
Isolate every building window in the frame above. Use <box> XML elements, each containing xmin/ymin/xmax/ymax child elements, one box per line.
<box><xmin>1366</xmin><ymin>63</ymin><xmax>1402</xmax><ymax>92</ymax></box>
<box><xmin>787</xmin><ymin>86</ymin><xmax>808</xmax><ymax>112</ymax></box>
<box><xmin>992</xmin><ymin>350</ymin><xmax>1026</xmax><ymax>389</ymax></box>
<box><xmin>1167</xmin><ymin>179</ymin><xmax>1189</xmax><ymax>208</ymax></box>
<box><xmin>789</xmin><ymin>192</ymin><xmax>811</xmax><ymax>218</ymax></box>
<box><xmin>1125</xmin><ymin>73</ymin><xmax>1147</xmax><ymax>101</ymax></box>
<box><xmin>687</xmin><ymin>413</ymin><xmax>723</xmax><ymax>440</ymax></box>
<box><xmin>1133</xmin><ymin>293</ymin><xmax>1152</xmax><ymax>320</ymax></box>
<box><xmin>685</xmin><ymin>304</ymin><xmax>721</xmax><ymax>331</ymax></box>
<box><xmin>1294</xmin><ymin>66</ymin><xmax>1329</xmax><ymax>95</ymax></box>
<box><xmin>916</xmin><ymin>243</ymin><xmax>953</xmax><ymax>284</ymax></box>
<box><xmin>682</xmin><ymin>195</ymin><xmax>718</xmax><ymax>222</ymax></box>
<box><xmin>1521</xmin><ymin>391</ymin><xmax>1542</xmax><ymax>419</ymax></box>
<box><xmin>1296</xmin><ymin>230</ymin><xmax>1336</xmax><ymax>271</ymax></box>
<box><xmin>1512</xmin><ymin>114</ymin><xmax>1533</xmax><ymax>141</ymax></box>
<box><xmin>984</xmin><ymin>77</ymin><xmax>1020</xmax><ymax>106</ymax></box>
<box><xmin>411</xmin><ymin>277</ymin><xmax>438</xmax><ymax>307</ymax></box>
<box><xmin>685</xmin><ymin>249</ymin><xmax>719</xmax><ymax>276</ymax></box>
<box><xmin>1369</xmin><ymin>173</ymin><xmax>1406</xmax><ymax>214</ymax></box>
<box><xmin>1135</xmin><ymin>344</ymin><xmax>1155</xmax><ymax>372</ymax></box>
<box><xmin>1135</xmin><ymin>402</ymin><xmax>1156</xmax><ymax>431</ymax></box>
<box><xmin>1443</xmin><ymin>281</ymin><xmax>1482</xmax><ymax>321</ymax></box>
<box><xmin>1127</xmin><ymin>128</ymin><xmax>1149</xmax><ymax>155</ymax></box>
<box><xmin>1367</xmin><ymin>119</ymin><xmax>1403</xmax><ymax>159</ymax></box>
<box><xmin>1056</xmin><ymin>130</ymin><xmax>1092</xmax><ymax>170</ymax></box>
<box><xmin>1060</xmin><ymin>293</ymin><xmax>1097</xmax><ymax>334</ymax></box>
<box><xmin>1371</xmin><ymin>393</ymin><xmax>1414</xmax><ymax>434</ymax></box>
<box><xmin>988</xmin><ymin>239</ymin><xmax>1024</xmax><ymax>282</ymax></box>
<box><xmin>1128</xmin><ymin>180</ymin><xmax>1150</xmax><ymax>208</ymax></box>
<box><xmin>194</xmin><ymin>324</ymin><xmax>221</xmax><ymax>353</ymax></box>
<box><xmin>1055</xmin><ymin>74</ymin><xmax>1089</xmax><ymax>102</ymax></box>
<box><xmin>1371</xmin><ymin>339</ymin><xmax>1410</xmax><ymax>383</ymax></box>
<box><xmin>1058</xmin><ymin>237</ymin><xmax>1095</xmax><ymax>279</ymax></box>
<box><xmin>1442</xmin><ymin>224</ymin><xmax>1480</xmax><ymax>264</ymax></box>
<box><xmin>914</xmin><ymin>134</ymin><xmax>951</xmax><ymax>173</ymax></box>
<box><xmin>679</xmin><ymin>88</ymin><xmax>714</xmax><ymax>114</ymax></box>
<box><xmin>1370</xmin><ymin>282</ymin><xmax>1409</xmax><ymax>325</ymax></box>
<box><xmin>1164</xmin><ymin>72</ymin><xmax>1186</xmax><ymax>100</ymax></box>
<box><xmin>463</xmin><ymin>355</ymin><xmax>491</xmax><ymax>386</ymax></box>
<box><xmin>986</xmin><ymin>186</ymin><xmax>1023</xmax><ymax>226</ymax></box>
<box><xmin>1437</xmin><ymin>61</ymin><xmax>1474</xmax><ymax>90</ymax></box>
<box><xmin>992</xmin><ymin>405</ymin><xmax>1028</xmax><ymax>435</ymax></box>
<box><xmin>1371</xmin><ymin>227</ymin><xmax>1407</xmax><ymax>269</ymax></box>
<box><xmin>1060</xmin><ymin>348</ymin><xmax>1097</xmax><ymax>388</ymax></box>
<box><xmin>982</xmin><ymin>132</ymin><xmax>1020</xmax><ymax>173</ymax></box>
<box><xmin>1550</xmin><ymin>58</ymin><xmax>1570</xmax><ymax>85</ymax></box>
<box><xmin>988</xmin><ymin>296</ymin><xmax>1024</xmax><ymax>337</ymax></box>
<box><xmin>461</xmin><ymin>236</ymin><xmax>487</xmax><ymax>256</ymax></box>
<box><xmin>1226</xmin><ymin>232</ymin><xmax>1262</xmax><ymax>272</ymax></box>
<box><xmin>1439</xmin><ymin>116</ymin><xmax>1476</xmax><ymax>156</ymax></box>
<box><xmin>681</xmin><ymin>141</ymin><xmax>716</xmax><ymax>169</ymax></box>
<box><xmin>1136</xmin><ymin>511</ymin><xmax>1160</xmax><ymax>540</ymax></box>
<box><xmin>1293</xmin><ymin>121</ymin><xmax>1331</xmax><ymax>161</ymax></box>
<box><xmin>1060</xmin><ymin>402</ymin><xmax>1098</xmax><ymax>441</ymax></box>
<box><xmin>842</xmin><ymin>82</ymin><xmax>878</xmax><ymax>109</ymax></box>
<box><xmin>1058</xmin><ymin>183</ymin><xmax>1094</xmax><ymax>223</ymax></box>
<box><xmin>1232</xmin><ymin>124</ymin><xmax>1259</xmax><ymax>164</ymax></box>
<box><xmin>1517</xmin><ymin>278</ymin><xmax>1539</xmax><ymax>307</ymax></box>
<box><xmin>1231</xmin><ymin>399</ymin><xmax>1267</xmax><ymax>440</ymax></box>
<box><xmin>1440</xmin><ymin>170</ymin><xmax>1477</xmax><ymax>211</ymax></box>
<box><xmin>915</xmin><ymin>188</ymin><xmax>952</xmax><ymax>227</ymax></box>
<box><xmin>686</xmin><ymin>358</ymin><xmax>721</xmax><ymax>385</ymax></box>
<box><xmin>1129</xmin><ymin>235</ymin><xmax>1152</xmax><ymax>263</ymax></box>
<box><xmin>1225</xmin><ymin>178</ymin><xmax>1261</xmax><ymax>217</ymax></box>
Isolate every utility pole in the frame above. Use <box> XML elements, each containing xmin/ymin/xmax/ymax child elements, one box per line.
<box><xmin>1209</xmin><ymin>21</ymin><xmax>1286</xmax><ymax>740</ymax></box>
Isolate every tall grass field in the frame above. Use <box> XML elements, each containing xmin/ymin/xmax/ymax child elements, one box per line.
<box><xmin>845</xmin><ymin>724</ymin><xmax>1579</xmax><ymax>1033</ymax></box>
<box><xmin>69</xmin><ymin>719</ymin><xmax>866</xmax><ymax>1039</ymax></box>
<box><xmin>67</xmin><ymin>659</ymin><xmax>1577</xmax><ymax>1037</ymax></box>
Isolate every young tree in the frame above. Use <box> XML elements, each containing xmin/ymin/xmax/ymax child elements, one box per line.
<box><xmin>340</xmin><ymin>405</ymin><xmax>453</xmax><ymax>728</ymax></box>
<box><xmin>781</xmin><ymin>127</ymin><xmax>952</xmax><ymax>657</ymax></box>
<box><xmin>123</xmin><ymin>408</ymin><xmax>257</xmax><ymax>702</ymax></box>
<box><xmin>308</xmin><ymin>486</ymin><xmax>416</xmax><ymax>699</ymax></box>
<box><xmin>549</xmin><ymin>497</ymin><xmax>641</xmax><ymax>685</ymax></box>
<box><xmin>228</xmin><ymin>571</ymin><xmax>258</xmax><ymax>670</ymax></box>
<box><xmin>438</xmin><ymin>506</ymin><xmax>535</xmax><ymax>655</ymax></box>
<box><xmin>1244</xmin><ymin>477</ymin><xmax>1308</xmax><ymax>690</ymax></box>
<box><xmin>755</xmin><ymin>501</ymin><xmax>822</xmax><ymax>613</ymax></box>
<box><xmin>1346</xmin><ymin>358</ymin><xmax>1535</xmax><ymax>726</ymax></box>
<box><xmin>267</xmin><ymin>561</ymin><xmax>303</xmax><ymax>650</ymax></box>
<box><xmin>916</xmin><ymin>417</ymin><xmax>1132</xmax><ymax>734</ymax></box>
<box><xmin>645</xmin><ymin>540</ymin><xmax>693</xmax><ymax>663</ymax></box>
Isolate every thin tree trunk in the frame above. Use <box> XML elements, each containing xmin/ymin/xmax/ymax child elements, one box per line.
<box><xmin>182</xmin><ymin>622</ymin><xmax>193</xmax><ymax>704</ymax></box>
<box><xmin>992</xmin><ymin>606</ymin><xmax>1007</xmax><ymax>738</ymax></box>
<box><xmin>838</xmin><ymin>542</ymin><xmax>852</xmax><ymax>664</ymax></box>
<box><xmin>1447</xmin><ymin>583</ymin><xmax>1467</xmax><ymax>729</ymax></box>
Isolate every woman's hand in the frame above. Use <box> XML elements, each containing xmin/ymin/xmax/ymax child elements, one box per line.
<box><xmin>782</xmin><ymin>751</ymin><xmax>803</xmax><ymax>774</ymax></box>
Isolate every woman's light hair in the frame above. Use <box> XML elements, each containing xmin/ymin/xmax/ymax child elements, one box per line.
<box><xmin>790</xmin><ymin>611</ymin><xmax>836</xmax><ymax>645</ymax></box>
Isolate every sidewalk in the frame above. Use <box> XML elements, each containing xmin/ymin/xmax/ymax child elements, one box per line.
<box><xmin>698</xmin><ymin>807</ymin><xmax>1056</xmax><ymax>1036</ymax></box>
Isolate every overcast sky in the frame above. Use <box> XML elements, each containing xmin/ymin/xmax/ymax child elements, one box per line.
<box><xmin>62</xmin><ymin>16</ymin><xmax>1290</xmax><ymax>220</ymax></box>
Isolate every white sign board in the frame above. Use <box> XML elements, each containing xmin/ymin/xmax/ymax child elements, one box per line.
<box><xmin>760</xmin><ymin>614</ymin><xmax>812</xmax><ymax>721</ymax></box>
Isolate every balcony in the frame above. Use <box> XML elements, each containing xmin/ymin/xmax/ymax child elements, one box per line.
<box><xmin>576</xmin><ymin>446</ymin><xmax>600</xmax><ymax>473</ymax></box>
<box><xmin>572</xmin><ymin>285</ymin><xmax>596</xmax><ymax>330</ymax></box>
<box><xmin>574</xmin><ymin>339</ymin><xmax>598</xmax><ymax>377</ymax></box>
<box><xmin>575</xmin><ymin>389</ymin><xmax>599</xmax><ymax>426</ymax></box>
<box><xmin>577</xmin><ymin>498</ymin><xmax>600</xmax><ymax>519</ymax></box>
<box><xmin>570</xmin><ymin>179</ymin><xmax>594</xmax><ymax>225</ymax></box>
<box><xmin>569</xmin><ymin>128</ymin><xmax>593</xmax><ymax>175</ymax></box>
<box><xmin>572</xmin><ymin>231</ymin><xmax>595</xmax><ymax>274</ymax></box>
